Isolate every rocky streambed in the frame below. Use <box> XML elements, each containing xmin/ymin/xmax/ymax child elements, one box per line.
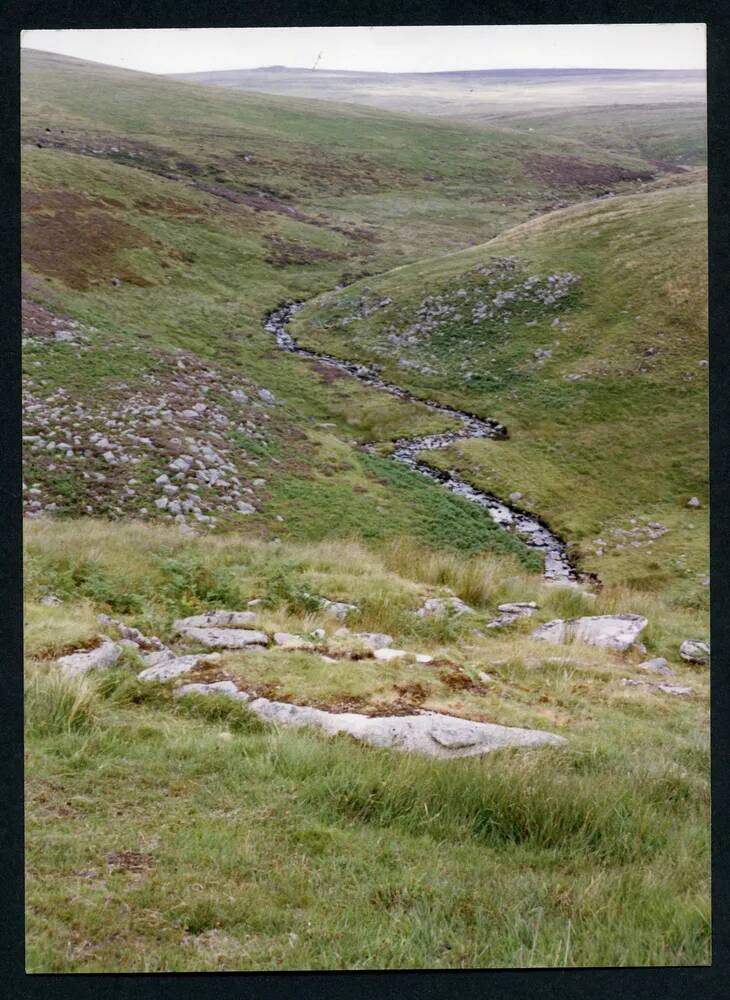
<box><xmin>264</xmin><ymin>303</ymin><xmax>579</xmax><ymax>584</ymax></box>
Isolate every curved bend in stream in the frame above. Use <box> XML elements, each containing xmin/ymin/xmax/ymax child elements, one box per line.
<box><xmin>264</xmin><ymin>302</ymin><xmax>579</xmax><ymax>584</ymax></box>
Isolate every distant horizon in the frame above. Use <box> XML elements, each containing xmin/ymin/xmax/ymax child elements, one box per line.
<box><xmin>22</xmin><ymin>47</ymin><xmax>706</xmax><ymax>79</ymax></box>
<box><xmin>20</xmin><ymin>24</ymin><xmax>706</xmax><ymax>75</ymax></box>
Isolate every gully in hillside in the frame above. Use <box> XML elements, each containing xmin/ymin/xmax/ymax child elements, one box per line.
<box><xmin>264</xmin><ymin>302</ymin><xmax>583</xmax><ymax>584</ymax></box>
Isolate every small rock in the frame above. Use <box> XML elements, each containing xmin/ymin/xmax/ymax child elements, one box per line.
<box><xmin>373</xmin><ymin>648</ymin><xmax>433</xmax><ymax>664</ymax></box>
<box><xmin>416</xmin><ymin>597</ymin><xmax>474</xmax><ymax>618</ymax></box>
<box><xmin>321</xmin><ymin>599</ymin><xmax>358</xmax><ymax>620</ymax></box>
<box><xmin>639</xmin><ymin>657</ymin><xmax>673</xmax><ymax>676</ymax></box>
<box><xmin>272</xmin><ymin>632</ymin><xmax>313</xmax><ymax>650</ymax></box>
<box><xmin>57</xmin><ymin>641</ymin><xmax>122</xmax><ymax>677</ymax></box>
<box><xmin>687</xmin><ymin>497</ymin><xmax>701</xmax><ymax>508</ymax></box>
<box><xmin>679</xmin><ymin>640</ymin><xmax>709</xmax><ymax>664</ymax></box>
<box><xmin>174</xmin><ymin>611</ymin><xmax>257</xmax><ymax>630</ymax></box>
<box><xmin>40</xmin><ymin>594</ymin><xmax>62</xmax><ymax>606</ymax></box>
<box><xmin>176</xmin><ymin>626</ymin><xmax>268</xmax><ymax>649</ymax></box>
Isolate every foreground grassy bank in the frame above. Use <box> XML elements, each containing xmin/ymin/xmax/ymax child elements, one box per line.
<box><xmin>25</xmin><ymin>520</ymin><xmax>710</xmax><ymax>971</ymax></box>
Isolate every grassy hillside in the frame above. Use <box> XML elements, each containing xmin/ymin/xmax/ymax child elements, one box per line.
<box><xmin>22</xmin><ymin>50</ymin><xmax>665</xmax><ymax>274</ymax></box>
<box><xmin>291</xmin><ymin>180</ymin><xmax>708</xmax><ymax>601</ymax></box>
<box><xmin>24</xmin><ymin>520</ymin><xmax>709</xmax><ymax>971</ymax></box>
<box><xmin>172</xmin><ymin>66</ymin><xmax>706</xmax><ymax>166</ymax></box>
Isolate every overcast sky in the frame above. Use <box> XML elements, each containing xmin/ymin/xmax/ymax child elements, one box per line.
<box><xmin>21</xmin><ymin>24</ymin><xmax>706</xmax><ymax>75</ymax></box>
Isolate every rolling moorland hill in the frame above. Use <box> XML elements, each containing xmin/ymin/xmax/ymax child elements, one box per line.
<box><xmin>171</xmin><ymin>65</ymin><xmax>706</xmax><ymax>166</ymax></box>
<box><xmin>21</xmin><ymin>49</ymin><xmax>710</xmax><ymax>971</ymax></box>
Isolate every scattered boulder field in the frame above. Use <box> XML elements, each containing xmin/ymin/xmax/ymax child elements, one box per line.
<box><xmin>52</xmin><ymin>596</ymin><xmax>707</xmax><ymax>757</ymax></box>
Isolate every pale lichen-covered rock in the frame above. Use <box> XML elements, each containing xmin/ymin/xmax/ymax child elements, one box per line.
<box><xmin>176</xmin><ymin>626</ymin><xmax>268</xmax><ymax>649</ymax></box>
<box><xmin>531</xmin><ymin>614</ymin><xmax>648</xmax><ymax>651</ymax></box>
<box><xmin>320</xmin><ymin>599</ymin><xmax>358</xmax><ymax>620</ymax></box>
<box><xmin>173</xmin><ymin>611</ymin><xmax>257</xmax><ymax>630</ymax></box>
<box><xmin>174</xmin><ymin>684</ymin><xmax>566</xmax><ymax>758</ymax></box>
<box><xmin>57</xmin><ymin>640</ymin><xmax>122</xmax><ymax>677</ymax></box>
<box><xmin>176</xmin><ymin>680</ymin><xmax>244</xmax><ymax>698</ymax></box>
<box><xmin>138</xmin><ymin>654</ymin><xmax>208</xmax><ymax>682</ymax></box>
<box><xmin>272</xmin><ymin>632</ymin><xmax>314</xmax><ymax>650</ymax></box>
<box><xmin>622</xmin><ymin>679</ymin><xmax>692</xmax><ymax>697</ymax></box>
<box><xmin>416</xmin><ymin>597</ymin><xmax>474</xmax><ymax>618</ymax></box>
<box><xmin>352</xmin><ymin>632</ymin><xmax>393</xmax><ymax>650</ymax></box>
<box><xmin>373</xmin><ymin>648</ymin><xmax>433</xmax><ymax>664</ymax></box>
<box><xmin>497</xmin><ymin>602</ymin><xmax>538</xmax><ymax>616</ymax></box>
<box><xmin>679</xmin><ymin>640</ymin><xmax>709</xmax><ymax>664</ymax></box>
<box><xmin>639</xmin><ymin>657</ymin><xmax>673</xmax><ymax>676</ymax></box>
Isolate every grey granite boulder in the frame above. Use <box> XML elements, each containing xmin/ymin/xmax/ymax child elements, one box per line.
<box><xmin>532</xmin><ymin>614</ymin><xmax>648</xmax><ymax>652</ymax></box>
<box><xmin>416</xmin><ymin>597</ymin><xmax>474</xmax><ymax>618</ymax></box>
<box><xmin>57</xmin><ymin>640</ymin><xmax>122</xmax><ymax>677</ymax></box>
<box><xmin>679</xmin><ymin>640</ymin><xmax>709</xmax><ymax>664</ymax></box>
<box><xmin>639</xmin><ymin>657</ymin><xmax>673</xmax><ymax>676</ymax></box>
<box><xmin>176</xmin><ymin>626</ymin><xmax>268</xmax><ymax>649</ymax></box>
<box><xmin>174</xmin><ymin>683</ymin><xmax>566</xmax><ymax>758</ymax></box>
<box><xmin>173</xmin><ymin>611</ymin><xmax>257</xmax><ymax>630</ymax></box>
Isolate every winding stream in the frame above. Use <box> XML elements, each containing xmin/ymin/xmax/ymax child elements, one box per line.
<box><xmin>264</xmin><ymin>302</ymin><xmax>578</xmax><ymax>583</ymax></box>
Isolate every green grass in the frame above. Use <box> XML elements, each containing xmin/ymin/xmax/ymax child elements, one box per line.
<box><xmin>292</xmin><ymin>181</ymin><xmax>708</xmax><ymax>601</ymax></box>
<box><xmin>25</xmin><ymin>659</ymin><xmax>709</xmax><ymax>971</ymax></box>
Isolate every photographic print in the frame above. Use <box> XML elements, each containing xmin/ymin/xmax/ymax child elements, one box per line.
<box><xmin>20</xmin><ymin>23</ymin><xmax>709</xmax><ymax>971</ymax></box>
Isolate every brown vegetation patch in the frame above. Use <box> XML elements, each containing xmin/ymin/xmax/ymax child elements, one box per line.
<box><xmin>525</xmin><ymin>154</ymin><xmax>654</xmax><ymax>189</ymax></box>
<box><xmin>440</xmin><ymin>669</ymin><xmax>481</xmax><ymax>693</ymax></box>
<box><xmin>22</xmin><ymin>189</ymin><xmax>159</xmax><ymax>290</ymax></box>
<box><xmin>105</xmin><ymin>850</ymin><xmax>155</xmax><ymax>873</ymax></box>
<box><xmin>264</xmin><ymin>235</ymin><xmax>345</xmax><ymax>268</ymax></box>
<box><xmin>22</xmin><ymin>298</ymin><xmax>72</xmax><ymax>337</ymax></box>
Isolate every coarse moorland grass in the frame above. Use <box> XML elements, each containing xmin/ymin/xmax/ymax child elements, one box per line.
<box><xmin>25</xmin><ymin>655</ymin><xmax>709</xmax><ymax>971</ymax></box>
<box><xmin>292</xmin><ymin>180</ymin><xmax>708</xmax><ymax>601</ymax></box>
<box><xmin>23</xmin><ymin>523</ymin><xmax>710</xmax><ymax>972</ymax></box>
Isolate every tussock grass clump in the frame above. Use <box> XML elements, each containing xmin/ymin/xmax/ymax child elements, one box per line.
<box><xmin>25</xmin><ymin>666</ymin><xmax>101</xmax><ymax>738</ymax></box>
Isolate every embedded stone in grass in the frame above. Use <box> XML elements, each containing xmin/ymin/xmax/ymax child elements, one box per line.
<box><xmin>138</xmin><ymin>654</ymin><xmax>210</xmax><ymax>682</ymax></box>
<box><xmin>321</xmin><ymin>599</ymin><xmax>358</xmax><ymax>620</ymax></box>
<box><xmin>622</xmin><ymin>679</ymin><xmax>692</xmax><ymax>697</ymax></box>
<box><xmin>272</xmin><ymin>632</ymin><xmax>314</xmax><ymax>650</ymax></box>
<box><xmin>639</xmin><ymin>657</ymin><xmax>673</xmax><ymax>676</ymax></box>
<box><xmin>373</xmin><ymin>648</ymin><xmax>433</xmax><ymax>664</ymax></box>
<box><xmin>347</xmin><ymin>631</ymin><xmax>393</xmax><ymax>650</ymax></box>
<box><xmin>174</xmin><ymin>611</ymin><xmax>257</xmax><ymax>630</ymax></box>
<box><xmin>175</xmin><ymin>684</ymin><xmax>566</xmax><ymax>758</ymax></box>
<box><xmin>531</xmin><ymin>614</ymin><xmax>648</xmax><ymax>652</ymax></box>
<box><xmin>57</xmin><ymin>640</ymin><xmax>122</xmax><ymax>677</ymax></box>
<box><xmin>679</xmin><ymin>640</ymin><xmax>709</xmax><ymax>664</ymax></box>
<box><xmin>497</xmin><ymin>602</ymin><xmax>538</xmax><ymax>616</ymax></box>
<box><xmin>176</xmin><ymin>626</ymin><xmax>269</xmax><ymax>649</ymax></box>
<box><xmin>416</xmin><ymin>596</ymin><xmax>474</xmax><ymax>618</ymax></box>
<box><xmin>176</xmin><ymin>680</ymin><xmax>244</xmax><ymax>698</ymax></box>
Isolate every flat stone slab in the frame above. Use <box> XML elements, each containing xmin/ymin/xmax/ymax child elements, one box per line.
<box><xmin>373</xmin><ymin>648</ymin><xmax>433</xmax><ymax>664</ymax></box>
<box><xmin>353</xmin><ymin>632</ymin><xmax>393</xmax><ymax>650</ymax></box>
<box><xmin>622</xmin><ymin>679</ymin><xmax>692</xmax><ymax>697</ymax></box>
<box><xmin>175</xmin><ymin>683</ymin><xmax>566</xmax><ymax>758</ymax></box>
<box><xmin>138</xmin><ymin>654</ymin><xmax>209</xmax><ymax>682</ymax></box>
<box><xmin>639</xmin><ymin>657</ymin><xmax>673</xmax><ymax>676</ymax></box>
<box><xmin>532</xmin><ymin>614</ymin><xmax>648</xmax><ymax>651</ymax></box>
<box><xmin>174</xmin><ymin>611</ymin><xmax>258</xmax><ymax>630</ymax></box>
<box><xmin>177</xmin><ymin>626</ymin><xmax>269</xmax><ymax>649</ymax></box>
<box><xmin>272</xmin><ymin>632</ymin><xmax>314</xmax><ymax>650</ymax></box>
<box><xmin>497</xmin><ymin>602</ymin><xmax>538</xmax><ymax>616</ymax></box>
<box><xmin>57</xmin><ymin>640</ymin><xmax>122</xmax><ymax>677</ymax></box>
